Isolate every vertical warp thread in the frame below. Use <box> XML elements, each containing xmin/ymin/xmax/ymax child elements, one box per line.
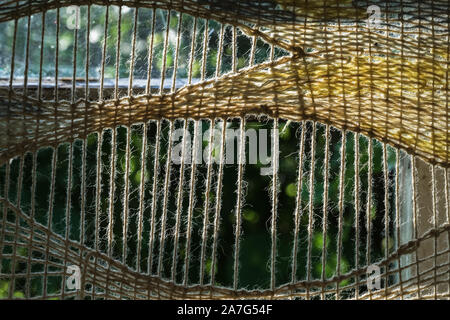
<box><xmin>394</xmin><ymin>149</ymin><xmax>404</xmax><ymax>299</ymax></box>
<box><xmin>42</xmin><ymin>149</ymin><xmax>57</xmax><ymax>299</ymax></box>
<box><xmin>199</xmin><ymin>19</ymin><xmax>213</xmax><ymax>287</ymax></box>
<box><xmin>306</xmin><ymin>121</ymin><xmax>316</xmax><ymax>300</ymax></box>
<box><xmin>291</xmin><ymin>121</ymin><xmax>306</xmax><ymax>290</ymax></box>
<box><xmin>148</xmin><ymin>121</ymin><xmax>161</xmax><ymax>274</ymax></box>
<box><xmin>382</xmin><ymin>143</ymin><xmax>390</xmax><ymax>299</ymax></box>
<box><xmin>122</xmin><ymin>5</ymin><xmax>140</xmax><ymax>272</ymax></box>
<box><xmin>99</xmin><ymin>6</ymin><xmax>109</xmax><ymax>101</ymax></box>
<box><xmin>445</xmin><ymin>168</ymin><xmax>449</xmax><ymax>294</ymax></box>
<box><xmin>366</xmin><ymin>138</ymin><xmax>373</xmax><ymax>299</ymax></box>
<box><xmin>114</xmin><ymin>6</ymin><xmax>122</xmax><ymax>101</ymax></box>
<box><xmin>210</xmin><ymin>120</ymin><xmax>227</xmax><ymax>289</ymax></box>
<box><xmin>215</xmin><ymin>24</ymin><xmax>225</xmax><ymax>78</ymax></box>
<box><xmin>121</xmin><ymin>119</ymin><xmax>132</xmax><ymax>297</ymax></box>
<box><xmin>270</xmin><ymin>118</ymin><xmax>279</xmax><ymax>292</ymax></box>
<box><xmin>233</xmin><ymin>117</ymin><xmax>246</xmax><ymax>291</ymax></box>
<box><xmin>410</xmin><ymin>155</ymin><xmax>421</xmax><ymax>299</ymax></box>
<box><xmin>128</xmin><ymin>7</ymin><xmax>138</xmax><ymax>97</ymax></box>
<box><xmin>336</xmin><ymin>130</ymin><xmax>346</xmax><ymax>299</ymax></box>
<box><xmin>232</xmin><ymin>26</ymin><xmax>237</xmax><ymax>74</ymax></box>
<box><xmin>159</xmin><ymin>10</ymin><xmax>171</xmax><ymax>94</ymax></box>
<box><xmin>321</xmin><ymin>124</ymin><xmax>330</xmax><ymax>299</ymax></box>
<box><xmin>431</xmin><ymin>165</ymin><xmax>438</xmax><ymax>299</ymax></box>
<box><xmin>122</xmin><ymin>119</ymin><xmax>131</xmax><ymax>264</ymax></box>
<box><xmin>183</xmin><ymin>121</ymin><xmax>200</xmax><ymax>286</ymax></box>
<box><xmin>81</xmin><ymin>8</ymin><xmax>91</xmax><ymax>289</ymax></box>
<box><xmin>85</xmin><ymin>5</ymin><xmax>90</xmax><ymax>101</ymax></box>
<box><xmin>71</xmin><ymin>6</ymin><xmax>78</xmax><ymax>104</ymax></box>
<box><xmin>23</xmin><ymin>12</ymin><xmax>31</xmax><ymax>101</ymax></box>
<box><xmin>94</xmin><ymin>8</ymin><xmax>109</xmax><ymax>290</ymax></box>
<box><xmin>25</xmin><ymin>8</ymin><xmax>41</xmax><ymax>298</ymax></box>
<box><xmin>0</xmin><ymin>165</ymin><xmax>9</xmax><ymax>278</ymax></box>
<box><xmin>209</xmin><ymin>26</ymin><xmax>226</xmax><ymax>289</ymax></box>
<box><xmin>200</xmin><ymin>119</ymin><xmax>215</xmax><ymax>285</ymax></box>
<box><xmin>60</xmin><ymin>142</ymin><xmax>73</xmax><ymax>300</ymax></box>
<box><xmin>45</xmin><ymin>6</ymin><xmax>60</xmax><ymax>299</ymax></box>
<box><xmin>37</xmin><ymin>12</ymin><xmax>46</xmax><ymax>100</ymax></box>
<box><xmin>8</xmin><ymin>157</ymin><xmax>23</xmax><ymax>299</ymax></box>
<box><xmin>93</xmin><ymin>130</ymin><xmax>102</xmax><ymax>299</ymax></box>
<box><xmin>172</xmin><ymin>119</ymin><xmax>188</xmax><ymax>283</ymax></box>
<box><xmin>157</xmin><ymin>120</ymin><xmax>173</xmax><ymax>277</ymax></box>
<box><xmin>354</xmin><ymin>132</ymin><xmax>360</xmax><ymax>299</ymax></box>
<box><xmin>136</xmin><ymin>120</ymin><xmax>148</xmax><ymax>273</ymax></box>
<box><xmin>107</xmin><ymin>128</ymin><xmax>117</xmax><ymax>258</ymax></box>
<box><xmin>146</xmin><ymin>8</ymin><xmax>156</xmax><ymax>95</ymax></box>
<box><xmin>94</xmin><ymin>130</ymin><xmax>102</xmax><ymax>253</ymax></box>
<box><xmin>146</xmin><ymin>8</ymin><xmax>158</xmax><ymax>275</ymax></box>
<box><xmin>157</xmin><ymin>14</ymin><xmax>175</xmax><ymax>278</ymax></box>
<box><xmin>25</xmin><ymin>152</ymin><xmax>37</xmax><ymax>298</ymax></box>
<box><xmin>183</xmin><ymin>15</ymin><xmax>200</xmax><ymax>287</ymax></box>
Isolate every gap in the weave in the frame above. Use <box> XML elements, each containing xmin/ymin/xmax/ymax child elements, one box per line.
<box><xmin>0</xmin><ymin>118</ymin><xmax>419</xmax><ymax>299</ymax></box>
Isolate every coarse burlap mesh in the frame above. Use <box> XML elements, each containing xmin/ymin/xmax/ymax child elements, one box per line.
<box><xmin>0</xmin><ymin>0</ymin><xmax>449</xmax><ymax>300</ymax></box>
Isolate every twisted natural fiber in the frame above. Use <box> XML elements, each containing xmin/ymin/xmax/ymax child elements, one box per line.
<box><xmin>0</xmin><ymin>0</ymin><xmax>449</xmax><ymax>300</ymax></box>
<box><xmin>0</xmin><ymin>0</ymin><xmax>448</xmax><ymax>167</ymax></box>
<box><xmin>1</xmin><ymin>195</ymin><xmax>449</xmax><ymax>299</ymax></box>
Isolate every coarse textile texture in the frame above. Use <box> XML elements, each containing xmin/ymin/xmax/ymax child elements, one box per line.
<box><xmin>0</xmin><ymin>0</ymin><xmax>449</xmax><ymax>300</ymax></box>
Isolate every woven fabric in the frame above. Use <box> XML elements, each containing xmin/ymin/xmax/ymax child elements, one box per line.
<box><xmin>0</xmin><ymin>0</ymin><xmax>449</xmax><ymax>300</ymax></box>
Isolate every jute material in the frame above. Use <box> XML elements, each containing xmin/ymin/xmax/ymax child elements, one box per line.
<box><xmin>0</xmin><ymin>0</ymin><xmax>449</xmax><ymax>300</ymax></box>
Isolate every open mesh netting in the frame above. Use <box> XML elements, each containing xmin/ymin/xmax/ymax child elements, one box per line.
<box><xmin>0</xmin><ymin>0</ymin><xmax>449</xmax><ymax>299</ymax></box>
